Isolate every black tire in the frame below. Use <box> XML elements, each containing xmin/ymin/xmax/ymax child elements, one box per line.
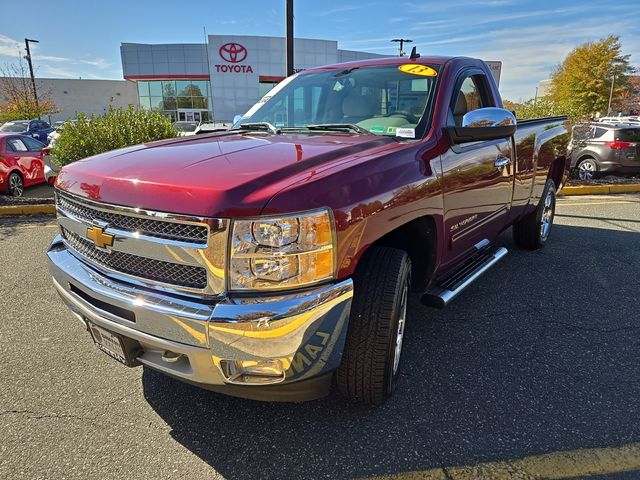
<box><xmin>576</xmin><ymin>157</ymin><xmax>598</xmax><ymax>180</ymax></box>
<box><xmin>8</xmin><ymin>172</ymin><xmax>24</xmax><ymax>197</ymax></box>
<box><xmin>337</xmin><ymin>246</ymin><xmax>411</xmax><ymax>405</ymax></box>
<box><xmin>513</xmin><ymin>179</ymin><xmax>556</xmax><ymax>250</ymax></box>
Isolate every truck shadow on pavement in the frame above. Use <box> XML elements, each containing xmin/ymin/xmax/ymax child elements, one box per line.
<box><xmin>0</xmin><ymin>215</ymin><xmax>55</xmax><ymax>240</ymax></box>
<box><xmin>142</xmin><ymin>224</ymin><xmax>640</xmax><ymax>480</ymax></box>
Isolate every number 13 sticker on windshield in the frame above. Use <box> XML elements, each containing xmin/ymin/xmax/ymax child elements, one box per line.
<box><xmin>398</xmin><ymin>64</ymin><xmax>438</xmax><ymax>77</ymax></box>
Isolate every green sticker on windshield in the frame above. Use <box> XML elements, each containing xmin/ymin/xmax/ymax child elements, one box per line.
<box><xmin>370</xmin><ymin>126</ymin><xmax>385</xmax><ymax>134</ymax></box>
<box><xmin>386</xmin><ymin>126</ymin><xmax>397</xmax><ymax>134</ymax></box>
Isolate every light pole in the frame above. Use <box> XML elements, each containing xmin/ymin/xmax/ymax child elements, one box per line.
<box><xmin>286</xmin><ymin>0</ymin><xmax>294</xmax><ymax>77</ymax></box>
<box><xmin>607</xmin><ymin>74</ymin><xmax>616</xmax><ymax>115</ymax></box>
<box><xmin>391</xmin><ymin>38</ymin><xmax>412</xmax><ymax>57</ymax></box>
<box><xmin>24</xmin><ymin>38</ymin><xmax>40</xmax><ymax>119</ymax></box>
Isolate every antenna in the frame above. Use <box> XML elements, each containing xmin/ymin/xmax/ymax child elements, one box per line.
<box><xmin>409</xmin><ymin>46</ymin><xmax>420</xmax><ymax>59</ymax></box>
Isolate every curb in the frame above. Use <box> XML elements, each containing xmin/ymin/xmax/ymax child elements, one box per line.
<box><xmin>561</xmin><ymin>184</ymin><xmax>640</xmax><ymax>196</ymax></box>
<box><xmin>0</xmin><ymin>204</ymin><xmax>56</xmax><ymax>217</ymax></box>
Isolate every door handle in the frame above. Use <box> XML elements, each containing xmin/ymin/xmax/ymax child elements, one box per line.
<box><xmin>495</xmin><ymin>156</ymin><xmax>511</xmax><ymax>168</ymax></box>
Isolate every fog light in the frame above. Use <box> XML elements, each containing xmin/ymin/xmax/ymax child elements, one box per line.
<box><xmin>220</xmin><ymin>359</ymin><xmax>285</xmax><ymax>384</ymax></box>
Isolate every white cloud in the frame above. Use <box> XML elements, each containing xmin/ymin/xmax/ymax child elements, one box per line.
<box><xmin>317</xmin><ymin>5</ymin><xmax>367</xmax><ymax>17</ymax></box>
<box><xmin>41</xmin><ymin>65</ymin><xmax>77</xmax><ymax>78</ymax></box>
<box><xmin>342</xmin><ymin>2</ymin><xmax>639</xmax><ymax>99</ymax></box>
<box><xmin>0</xmin><ymin>34</ymin><xmax>22</xmax><ymax>57</ymax></box>
<box><xmin>0</xmin><ymin>34</ymin><xmax>110</xmax><ymax>71</ymax></box>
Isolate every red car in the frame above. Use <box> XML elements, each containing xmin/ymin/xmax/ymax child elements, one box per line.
<box><xmin>0</xmin><ymin>133</ymin><xmax>47</xmax><ymax>196</ymax></box>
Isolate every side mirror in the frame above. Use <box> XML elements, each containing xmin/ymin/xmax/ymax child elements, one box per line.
<box><xmin>447</xmin><ymin>107</ymin><xmax>517</xmax><ymax>144</ymax></box>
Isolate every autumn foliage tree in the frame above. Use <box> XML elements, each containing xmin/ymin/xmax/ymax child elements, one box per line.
<box><xmin>549</xmin><ymin>35</ymin><xmax>633</xmax><ymax>119</ymax></box>
<box><xmin>0</xmin><ymin>59</ymin><xmax>59</xmax><ymax>122</ymax></box>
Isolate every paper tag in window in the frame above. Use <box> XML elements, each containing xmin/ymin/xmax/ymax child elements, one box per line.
<box><xmin>395</xmin><ymin>128</ymin><xmax>415</xmax><ymax>138</ymax></box>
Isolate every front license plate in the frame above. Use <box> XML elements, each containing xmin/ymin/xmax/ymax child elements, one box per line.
<box><xmin>87</xmin><ymin>322</ymin><xmax>140</xmax><ymax>367</ymax></box>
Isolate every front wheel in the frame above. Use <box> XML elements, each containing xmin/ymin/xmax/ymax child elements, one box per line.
<box><xmin>336</xmin><ymin>246</ymin><xmax>411</xmax><ymax>405</ymax></box>
<box><xmin>8</xmin><ymin>172</ymin><xmax>24</xmax><ymax>197</ymax></box>
<box><xmin>513</xmin><ymin>179</ymin><xmax>556</xmax><ymax>250</ymax></box>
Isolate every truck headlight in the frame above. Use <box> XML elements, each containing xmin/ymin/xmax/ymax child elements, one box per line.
<box><xmin>229</xmin><ymin>209</ymin><xmax>335</xmax><ymax>291</ymax></box>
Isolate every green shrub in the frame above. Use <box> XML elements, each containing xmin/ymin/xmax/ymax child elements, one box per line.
<box><xmin>52</xmin><ymin>106</ymin><xmax>177</xmax><ymax>166</ymax></box>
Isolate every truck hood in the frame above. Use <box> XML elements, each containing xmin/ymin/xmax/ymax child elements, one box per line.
<box><xmin>55</xmin><ymin>132</ymin><xmax>395</xmax><ymax>217</ymax></box>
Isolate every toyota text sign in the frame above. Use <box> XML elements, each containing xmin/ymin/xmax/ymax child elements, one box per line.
<box><xmin>215</xmin><ymin>42</ymin><xmax>253</xmax><ymax>73</ymax></box>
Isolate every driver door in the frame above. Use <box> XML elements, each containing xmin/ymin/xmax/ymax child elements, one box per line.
<box><xmin>440</xmin><ymin>72</ymin><xmax>515</xmax><ymax>267</ymax></box>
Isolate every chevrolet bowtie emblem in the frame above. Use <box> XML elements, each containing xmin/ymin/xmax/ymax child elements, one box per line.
<box><xmin>86</xmin><ymin>226</ymin><xmax>115</xmax><ymax>249</ymax></box>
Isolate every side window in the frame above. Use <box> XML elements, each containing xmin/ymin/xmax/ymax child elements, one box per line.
<box><xmin>7</xmin><ymin>138</ymin><xmax>28</xmax><ymax>152</ymax></box>
<box><xmin>22</xmin><ymin>136</ymin><xmax>44</xmax><ymax>152</ymax></box>
<box><xmin>451</xmin><ymin>74</ymin><xmax>492</xmax><ymax>127</ymax></box>
<box><xmin>593</xmin><ymin>127</ymin><xmax>607</xmax><ymax>139</ymax></box>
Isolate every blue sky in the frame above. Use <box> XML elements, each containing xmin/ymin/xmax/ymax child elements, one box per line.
<box><xmin>1</xmin><ymin>0</ymin><xmax>638</xmax><ymax>100</ymax></box>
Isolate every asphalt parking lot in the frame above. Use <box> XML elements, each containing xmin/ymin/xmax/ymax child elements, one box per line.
<box><xmin>1</xmin><ymin>194</ymin><xmax>640</xmax><ymax>480</ymax></box>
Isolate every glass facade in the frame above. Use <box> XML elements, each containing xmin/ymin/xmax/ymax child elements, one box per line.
<box><xmin>136</xmin><ymin>80</ymin><xmax>211</xmax><ymax>122</ymax></box>
<box><xmin>259</xmin><ymin>81</ymin><xmax>280</xmax><ymax>99</ymax></box>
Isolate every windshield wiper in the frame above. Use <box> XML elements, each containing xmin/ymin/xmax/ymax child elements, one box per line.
<box><xmin>237</xmin><ymin>122</ymin><xmax>281</xmax><ymax>134</ymax></box>
<box><xmin>305</xmin><ymin>123</ymin><xmax>370</xmax><ymax>135</ymax></box>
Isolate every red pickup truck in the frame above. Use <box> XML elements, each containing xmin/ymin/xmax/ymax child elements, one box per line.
<box><xmin>48</xmin><ymin>56</ymin><xmax>570</xmax><ymax>405</ymax></box>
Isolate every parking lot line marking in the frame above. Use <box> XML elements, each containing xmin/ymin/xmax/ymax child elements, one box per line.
<box><xmin>557</xmin><ymin>201</ymin><xmax>632</xmax><ymax>206</ymax></box>
<box><xmin>365</xmin><ymin>442</ymin><xmax>640</xmax><ymax>480</ymax></box>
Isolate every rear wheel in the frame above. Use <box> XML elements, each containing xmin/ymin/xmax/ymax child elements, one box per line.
<box><xmin>513</xmin><ymin>179</ymin><xmax>556</xmax><ymax>250</ymax></box>
<box><xmin>8</xmin><ymin>172</ymin><xmax>24</xmax><ymax>197</ymax></box>
<box><xmin>577</xmin><ymin>158</ymin><xmax>598</xmax><ymax>180</ymax></box>
<box><xmin>336</xmin><ymin>246</ymin><xmax>411</xmax><ymax>405</ymax></box>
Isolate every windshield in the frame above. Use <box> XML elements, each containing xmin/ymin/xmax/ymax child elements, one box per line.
<box><xmin>173</xmin><ymin>121</ymin><xmax>199</xmax><ymax>132</ymax></box>
<box><xmin>237</xmin><ymin>64</ymin><xmax>439</xmax><ymax>139</ymax></box>
<box><xmin>1</xmin><ymin>121</ymin><xmax>29</xmax><ymax>132</ymax></box>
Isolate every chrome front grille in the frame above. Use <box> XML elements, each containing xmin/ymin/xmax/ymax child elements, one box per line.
<box><xmin>55</xmin><ymin>189</ymin><xmax>228</xmax><ymax>297</ymax></box>
<box><xmin>56</xmin><ymin>191</ymin><xmax>209</xmax><ymax>244</ymax></box>
<box><xmin>61</xmin><ymin>228</ymin><xmax>208</xmax><ymax>289</ymax></box>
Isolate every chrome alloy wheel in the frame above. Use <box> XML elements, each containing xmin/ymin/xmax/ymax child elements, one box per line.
<box><xmin>578</xmin><ymin>160</ymin><xmax>596</xmax><ymax>180</ymax></box>
<box><xmin>392</xmin><ymin>281</ymin><xmax>409</xmax><ymax>375</ymax></box>
<box><xmin>540</xmin><ymin>188</ymin><xmax>555</xmax><ymax>241</ymax></box>
<box><xmin>9</xmin><ymin>174</ymin><xmax>23</xmax><ymax>197</ymax></box>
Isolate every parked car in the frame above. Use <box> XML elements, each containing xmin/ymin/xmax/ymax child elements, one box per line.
<box><xmin>597</xmin><ymin>116</ymin><xmax>640</xmax><ymax>125</ymax></box>
<box><xmin>570</xmin><ymin>123</ymin><xmax>640</xmax><ymax>179</ymax></box>
<box><xmin>48</xmin><ymin>56</ymin><xmax>570</xmax><ymax>405</ymax></box>
<box><xmin>195</xmin><ymin>121</ymin><xmax>232</xmax><ymax>134</ymax></box>
<box><xmin>0</xmin><ymin>119</ymin><xmax>54</xmax><ymax>144</ymax></box>
<box><xmin>173</xmin><ymin>121</ymin><xmax>200</xmax><ymax>136</ymax></box>
<box><xmin>43</xmin><ymin>147</ymin><xmax>61</xmax><ymax>185</ymax></box>
<box><xmin>0</xmin><ymin>133</ymin><xmax>47</xmax><ymax>196</ymax></box>
<box><xmin>47</xmin><ymin>119</ymin><xmax>77</xmax><ymax>148</ymax></box>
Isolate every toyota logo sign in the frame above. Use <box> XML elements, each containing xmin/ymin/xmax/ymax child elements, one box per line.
<box><xmin>219</xmin><ymin>43</ymin><xmax>247</xmax><ymax>63</ymax></box>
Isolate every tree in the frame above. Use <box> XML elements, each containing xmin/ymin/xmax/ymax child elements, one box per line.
<box><xmin>549</xmin><ymin>35</ymin><xmax>633</xmax><ymax>119</ymax></box>
<box><xmin>0</xmin><ymin>58</ymin><xmax>59</xmax><ymax>122</ymax></box>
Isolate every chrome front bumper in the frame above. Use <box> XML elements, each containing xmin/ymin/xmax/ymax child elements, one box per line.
<box><xmin>48</xmin><ymin>235</ymin><xmax>353</xmax><ymax>401</ymax></box>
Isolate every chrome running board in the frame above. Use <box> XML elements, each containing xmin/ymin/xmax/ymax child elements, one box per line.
<box><xmin>421</xmin><ymin>245</ymin><xmax>508</xmax><ymax>308</ymax></box>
